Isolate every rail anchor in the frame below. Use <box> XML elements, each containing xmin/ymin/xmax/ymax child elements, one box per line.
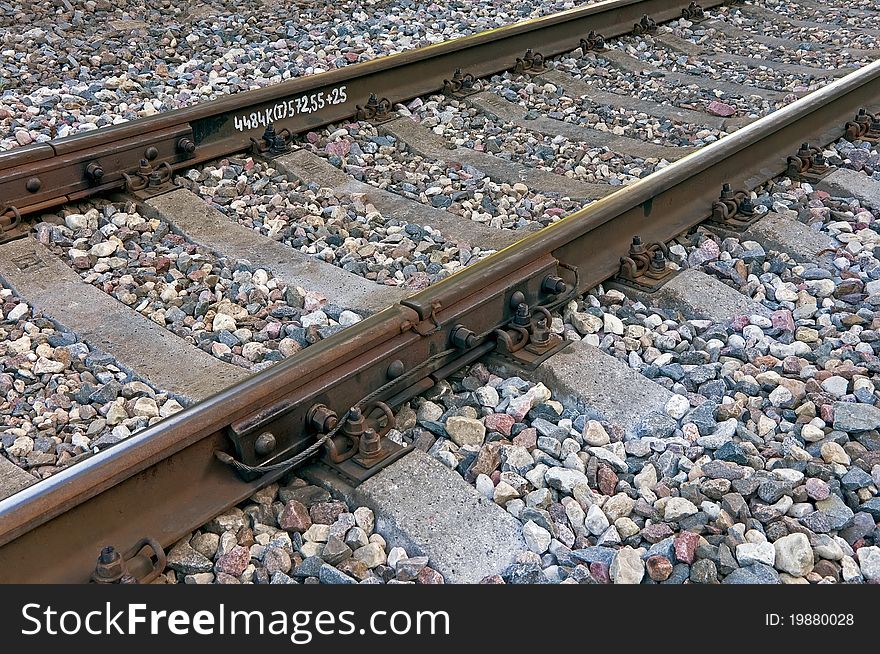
<box><xmin>356</xmin><ymin>94</ymin><xmax>395</xmax><ymax>123</ymax></box>
<box><xmin>251</xmin><ymin>123</ymin><xmax>294</xmax><ymax>157</ymax></box>
<box><xmin>443</xmin><ymin>68</ymin><xmax>480</xmax><ymax>97</ymax></box>
<box><xmin>514</xmin><ymin>49</ymin><xmax>546</xmax><ymax>75</ymax></box>
<box><xmin>844</xmin><ymin>109</ymin><xmax>880</xmax><ymax>143</ymax></box>
<box><xmin>785</xmin><ymin>142</ymin><xmax>835</xmax><ymax>183</ymax></box>
<box><xmin>123</xmin><ymin>158</ymin><xmax>176</xmax><ymax>199</ymax></box>
<box><xmin>706</xmin><ymin>183</ymin><xmax>763</xmax><ymax>231</ymax></box>
<box><xmin>681</xmin><ymin>2</ymin><xmax>706</xmax><ymax>22</ymax></box>
<box><xmin>632</xmin><ymin>14</ymin><xmax>658</xmax><ymax>36</ymax></box>
<box><xmin>91</xmin><ymin>539</ymin><xmax>166</xmax><ymax>584</ymax></box>
<box><xmin>609</xmin><ymin>236</ymin><xmax>678</xmax><ymax>293</ymax></box>
<box><xmin>579</xmin><ymin>31</ymin><xmax>607</xmax><ymax>53</ymax></box>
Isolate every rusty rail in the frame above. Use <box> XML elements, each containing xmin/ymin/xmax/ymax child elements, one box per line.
<box><xmin>0</xmin><ymin>49</ymin><xmax>878</xmax><ymax>581</ymax></box>
<box><xmin>0</xmin><ymin>0</ymin><xmax>725</xmax><ymax>235</ymax></box>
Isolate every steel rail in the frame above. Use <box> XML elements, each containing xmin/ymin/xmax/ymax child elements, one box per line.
<box><xmin>0</xmin><ymin>0</ymin><xmax>723</xmax><ymax>224</ymax></box>
<box><xmin>0</xmin><ymin>53</ymin><xmax>877</xmax><ymax>582</ymax></box>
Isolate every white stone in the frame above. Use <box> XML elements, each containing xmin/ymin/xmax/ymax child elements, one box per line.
<box><xmin>475</xmin><ymin>474</ymin><xmax>494</xmax><ymax>499</ymax></box>
<box><xmin>603</xmin><ymin>313</ymin><xmax>625</xmax><ymax>335</ymax></box>
<box><xmin>665</xmin><ymin>394</ymin><xmax>690</xmax><ymax>420</ymax></box>
<box><xmin>634</xmin><ymin>463</ymin><xmax>658</xmax><ymax>491</ymax></box>
<box><xmin>6</xmin><ymin>303</ymin><xmax>29</xmax><ymax>322</ymax></box>
<box><xmin>663</xmin><ymin>497</ymin><xmax>698</xmax><ymax>521</ymax></box>
<box><xmin>736</xmin><ymin>542</ymin><xmax>776</xmax><ymax>567</ymax></box>
<box><xmin>89</xmin><ymin>240</ymin><xmax>118</xmax><ymax>257</ymax></box>
<box><xmin>522</xmin><ymin>520</ymin><xmax>551</xmax><ymax>554</ymax></box>
<box><xmin>133</xmin><ymin>397</ymin><xmax>159</xmax><ymax>417</ymax></box>
<box><xmin>445</xmin><ymin>416</ymin><xmax>486</xmax><ymax>447</ymax></box>
<box><xmin>610</xmin><ymin>546</ymin><xmax>645</xmax><ymax>584</ymax></box>
<box><xmin>820</xmin><ymin>376</ymin><xmax>849</xmax><ymax>398</ymax></box>
<box><xmin>212</xmin><ymin>313</ymin><xmax>236</xmax><ymax>332</ymax></box>
<box><xmin>582</xmin><ymin>420</ymin><xmax>609</xmax><ymax>446</ymax></box>
<box><xmin>585</xmin><ymin>504</ymin><xmax>610</xmax><ymax>536</ymax></box>
<box><xmin>545</xmin><ymin>467</ymin><xmax>589</xmax><ymax>493</ymax></box>
<box><xmin>774</xmin><ymin>533</ymin><xmax>814</xmax><ymax>577</ymax></box>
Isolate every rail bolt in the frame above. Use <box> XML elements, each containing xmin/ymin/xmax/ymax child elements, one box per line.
<box><xmin>25</xmin><ymin>177</ymin><xmax>41</xmax><ymax>193</ymax></box>
<box><xmin>649</xmin><ymin>249</ymin><xmax>667</xmax><ymax>273</ymax></box>
<box><xmin>541</xmin><ymin>275</ymin><xmax>567</xmax><ymax>295</ymax></box>
<box><xmin>358</xmin><ymin>428</ymin><xmax>382</xmax><ymax>457</ymax></box>
<box><xmin>307</xmin><ymin>403</ymin><xmax>338</xmax><ymax>433</ymax></box>
<box><xmin>144</xmin><ymin>146</ymin><xmax>159</xmax><ymax>161</ymax></box>
<box><xmin>719</xmin><ymin>183</ymin><xmax>734</xmax><ymax>200</ymax></box>
<box><xmin>177</xmin><ymin>138</ymin><xmax>196</xmax><ymax>154</ymax></box>
<box><xmin>387</xmin><ymin>359</ymin><xmax>405</xmax><ymax>379</ymax></box>
<box><xmin>508</xmin><ymin>290</ymin><xmax>525</xmax><ymax>311</ymax></box>
<box><xmin>513</xmin><ymin>302</ymin><xmax>531</xmax><ymax>327</ymax></box>
<box><xmin>254</xmin><ymin>431</ymin><xmax>277</xmax><ymax>457</ymax></box>
<box><xmin>86</xmin><ymin>162</ymin><xmax>104</xmax><ymax>182</ymax></box>
<box><xmin>92</xmin><ymin>546</ymin><xmax>125</xmax><ymax>584</ymax></box>
<box><xmin>450</xmin><ymin>325</ymin><xmax>477</xmax><ymax>349</ymax></box>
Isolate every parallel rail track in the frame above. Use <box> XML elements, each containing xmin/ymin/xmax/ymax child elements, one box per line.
<box><xmin>0</xmin><ymin>0</ymin><xmax>878</xmax><ymax>582</ymax></box>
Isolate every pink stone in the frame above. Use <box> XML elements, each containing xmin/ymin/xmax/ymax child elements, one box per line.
<box><xmin>506</xmin><ymin>395</ymin><xmax>533</xmax><ymax>422</ymax></box>
<box><xmin>214</xmin><ymin>545</ymin><xmax>249</xmax><ymax>577</ymax></box>
<box><xmin>278</xmin><ymin>500</ymin><xmax>312</xmax><ymax>533</ymax></box>
<box><xmin>303</xmin><ymin>291</ymin><xmax>327</xmax><ymax>312</ymax></box>
<box><xmin>590</xmin><ymin>562</ymin><xmax>611</xmax><ymax>584</ymax></box>
<box><xmin>416</xmin><ymin>567</ymin><xmax>445</xmax><ymax>584</ymax></box>
<box><xmin>646</xmin><ymin>555</ymin><xmax>673</xmax><ymax>581</ymax></box>
<box><xmin>674</xmin><ymin>530</ymin><xmax>700</xmax><ymax>564</ymax></box>
<box><xmin>485</xmin><ymin>412</ymin><xmax>515</xmax><ymax>437</ymax></box>
<box><xmin>325</xmin><ymin>140</ymin><xmax>351</xmax><ymax>157</ymax></box>
<box><xmin>706</xmin><ymin>100</ymin><xmax>736</xmax><ymax>117</ymax></box>
<box><xmin>805</xmin><ymin>477</ymin><xmax>830</xmax><ymax>501</ymax></box>
<box><xmin>771</xmin><ymin>309</ymin><xmax>795</xmax><ymax>333</ymax></box>
<box><xmin>820</xmin><ymin>403</ymin><xmax>834</xmax><ymax>423</ymax></box>
<box><xmin>730</xmin><ymin>314</ymin><xmax>751</xmax><ymax>332</ymax></box>
<box><xmin>512</xmin><ymin>427</ymin><xmax>537</xmax><ymax>450</ymax></box>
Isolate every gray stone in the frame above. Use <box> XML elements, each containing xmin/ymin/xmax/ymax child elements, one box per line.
<box><xmin>318</xmin><ymin>564</ymin><xmax>357</xmax><ymax>585</ymax></box>
<box><xmin>167</xmin><ymin>538</ymin><xmax>213</xmax><ymax>574</ymax></box>
<box><xmin>833</xmin><ymin>402</ymin><xmax>880</xmax><ymax>432</ymax></box>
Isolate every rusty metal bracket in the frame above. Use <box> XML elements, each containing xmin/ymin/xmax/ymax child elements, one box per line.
<box><xmin>844</xmin><ymin>108</ymin><xmax>880</xmax><ymax>143</ymax></box>
<box><xmin>91</xmin><ymin>538</ymin><xmax>166</xmax><ymax>584</ymax></box>
<box><xmin>705</xmin><ymin>183</ymin><xmax>763</xmax><ymax>231</ymax></box>
<box><xmin>123</xmin><ymin>158</ymin><xmax>176</xmax><ymax>199</ymax></box>
<box><xmin>514</xmin><ymin>49</ymin><xmax>546</xmax><ymax>74</ymax></box>
<box><xmin>579</xmin><ymin>30</ymin><xmax>607</xmax><ymax>53</ymax></box>
<box><xmin>0</xmin><ymin>205</ymin><xmax>25</xmax><ymax>244</ymax></box>
<box><xmin>356</xmin><ymin>94</ymin><xmax>395</xmax><ymax>123</ymax></box>
<box><xmin>785</xmin><ymin>142</ymin><xmax>835</xmax><ymax>183</ymax></box>
<box><xmin>443</xmin><ymin>68</ymin><xmax>480</xmax><ymax>97</ymax></box>
<box><xmin>632</xmin><ymin>14</ymin><xmax>658</xmax><ymax>35</ymax></box>
<box><xmin>681</xmin><ymin>2</ymin><xmax>706</xmax><ymax>21</ymax></box>
<box><xmin>250</xmin><ymin>123</ymin><xmax>295</xmax><ymax>157</ymax></box>
<box><xmin>610</xmin><ymin>236</ymin><xmax>678</xmax><ymax>292</ymax></box>
<box><xmin>489</xmin><ymin>301</ymin><xmax>567</xmax><ymax>369</ymax></box>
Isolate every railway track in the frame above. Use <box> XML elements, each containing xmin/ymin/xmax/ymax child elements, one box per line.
<box><xmin>0</xmin><ymin>0</ymin><xmax>879</xmax><ymax>584</ymax></box>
